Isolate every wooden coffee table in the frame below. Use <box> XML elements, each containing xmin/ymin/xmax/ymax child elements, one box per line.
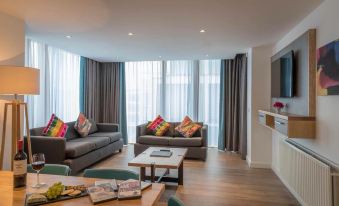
<box><xmin>128</xmin><ymin>147</ymin><xmax>187</xmax><ymax>185</ymax></box>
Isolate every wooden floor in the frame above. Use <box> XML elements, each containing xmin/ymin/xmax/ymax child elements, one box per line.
<box><xmin>84</xmin><ymin>145</ymin><xmax>299</xmax><ymax>206</ymax></box>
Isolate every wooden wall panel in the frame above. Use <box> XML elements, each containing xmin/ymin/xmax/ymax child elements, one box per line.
<box><xmin>271</xmin><ymin>29</ymin><xmax>316</xmax><ymax>117</ymax></box>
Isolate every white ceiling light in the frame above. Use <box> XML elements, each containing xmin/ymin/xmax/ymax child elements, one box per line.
<box><xmin>66</xmin><ymin>35</ymin><xmax>72</xmax><ymax>39</ymax></box>
<box><xmin>200</xmin><ymin>29</ymin><xmax>206</xmax><ymax>33</ymax></box>
<box><xmin>206</xmin><ymin>54</ymin><xmax>209</xmax><ymax>57</ymax></box>
<box><xmin>159</xmin><ymin>56</ymin><xmax>162</xmax><ymax>58</ymax></box>
<box><xmin>128</xmin><ymin>32</ymin><xmax>134</xmax><ymax>36</ymax></box>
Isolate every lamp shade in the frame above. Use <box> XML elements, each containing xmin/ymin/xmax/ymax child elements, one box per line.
<box><xmin>0</xmin><ymin>66</ymin><xmax>40</xmax><ymax>95</ymax></box>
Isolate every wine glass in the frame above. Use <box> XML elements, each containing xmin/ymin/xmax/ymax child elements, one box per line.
<box><xmin>31</xmin><ymin>153</ymin><xmax>46</xmax><ymax>188</ymax></box>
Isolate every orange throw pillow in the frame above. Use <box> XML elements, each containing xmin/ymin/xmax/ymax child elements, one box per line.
<box><xmin>175</xmin><ymin>116</ymin><xmax>201</xmax><ymax>138</ymax></box>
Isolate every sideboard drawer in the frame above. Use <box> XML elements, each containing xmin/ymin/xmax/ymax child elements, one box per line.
<box><xmin>258</xmin><ymin>112</ymin><xmax>266</xmax><ymax>125</ymax></box>
<box><xmin>274</xmin><ymin>117</ymin><xmax>288</xmax><ymax>135</ymax></box>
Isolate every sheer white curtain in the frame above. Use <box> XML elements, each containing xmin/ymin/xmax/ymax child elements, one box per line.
<box><xmin>164</xmin><ymin>60</ymin><xmax>196</xmax><ymax>121</ymax></box>
<box><xmin>25</xmin><ymin>39</ymin><xmax>47</xmax><ymax>128</ymax></box>
<box><xmin>25</xmin><ymin>39</ymin><xmax>80</xmax><ymax>127</ymax></box>
<box><xmin>125</xmin><ymin>61</ymin><xmax>163</xmax><ymax>143</ymax></box>
<box><xmin>198</xmin><ymin>60</ymin><xmax>221</xmax><ymax>147</ymax></box>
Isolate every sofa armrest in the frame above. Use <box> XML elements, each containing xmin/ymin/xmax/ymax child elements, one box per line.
<box><xmin>24</xmin><ymin>136</ymin><xmax>66</xmax><ymax>164</ymax></box>
<box><xmin>136</xmin><ymin>123</ymin><xmax>148</xmax><ymax>143</ymax></box>
<box><xmin>96</xmin><ymin>123</ymin><xmax>119</xmax><ymax>132</ymax></box>
<box><xmin>201</xmin><ymin>125</ymin><xmax>208</xmax><ymax>147</ymax></box>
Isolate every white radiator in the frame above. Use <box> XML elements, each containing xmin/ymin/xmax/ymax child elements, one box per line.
<box><xmin>275</xmin><ymin>139</ymin><xmax>332</xmax><ymax>206</ymax></box>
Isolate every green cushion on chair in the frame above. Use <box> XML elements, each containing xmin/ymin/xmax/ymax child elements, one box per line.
<box><xmin>83</xmin><ymin>169</ymin><xmax>139</xmax><ymax>180</ymax></box>
<box><xmin>168</xmin><ymin>196</ymin><xmax>185</xmax><ymax>206</ymax></box>
<box><xmin>27</xmin><ymin>164</ymin><xmax>71</xmax><ymax>176</ymax></box>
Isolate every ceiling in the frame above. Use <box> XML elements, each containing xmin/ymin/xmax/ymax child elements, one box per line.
<box><xmin>0</xmin><ymin>0</ymin><xmax>322</xmax><ymax>62</ymax></box>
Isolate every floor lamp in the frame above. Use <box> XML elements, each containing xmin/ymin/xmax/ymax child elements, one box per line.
<box><xmin>0</xmin><ymin>66</ymin><xmax>40</xmax><ymax>170</ymax></box>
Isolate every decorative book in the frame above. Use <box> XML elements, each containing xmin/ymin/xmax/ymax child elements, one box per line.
<box><xmin>118</xmin><ymin>179</ymin><xmax>142</xmax><ymax>200</ymax></box>
<box><xmin>95</xmin><ymin>179</ymin><xmax>118</xmax><ymax>191</ymax></box>
<box><xmin>87</xmin><ymin>181</ymin><xmax>117</xmax><ymax>204</ymax></box>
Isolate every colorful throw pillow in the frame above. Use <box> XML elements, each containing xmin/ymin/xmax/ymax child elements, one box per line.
<box><xmin>147</xmin><ymin>115</ymin><xmax>171</xmax><ymax>136</ymax></box>
<box><xmin>175</xmin><ymin>116</ymin><xmax>202</xmax><ymax>138</ymax></box>
<box><xmin>42</xmin><ymin>114</ymin><xmax>68</xmax><ymax>137</ymax></box>
<box><xmin>74</xmin><ymin>113</ymin><xmax>92</xmax><ymax>137</ymax></box>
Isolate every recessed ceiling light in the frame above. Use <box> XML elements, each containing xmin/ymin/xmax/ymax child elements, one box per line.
<box><xmin>128</xmin><ymin>32</ymin><xmax>134</xmax><ymax>36</ymax></box>
<box><xmin>66</xmin><ymin>35</ymin><xmax>72</xmax><ymax>39</ymax></box>
<box><xmin>200</xmin><ymin>29</ymin><xmax>206</xmax><ymax>33</ymax></box>
<box><xmin>206</xmin><ymin>54</ymin><xmax>209</xmax><ymax>57</ymax></box>
<box><xmin>159</xmin><ymin>56</ymin><xmax>162</xmax><ymax>58</ymax></box>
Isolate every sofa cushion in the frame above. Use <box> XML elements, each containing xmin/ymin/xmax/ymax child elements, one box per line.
<box><xmin>42</xmin><ymin>114</ymin><xmax>68</xmax><ymax>138</ymax></box>
<box><xmin>65</xmin><ymin>141</ymin><xmax>96</xmax><ymax>158</ymax></box>
<box><xmin>88</xmin><ymin>132</ymin><xmax>122</xmax><ymax>143</ymax></box>
<box><xmin>74</xmin><ymin>113</ymin><xmax>92</xmax><ymax>137</ymax></box>
<box><xmin>175</xmin><ymin>116</ymin><xmax>202</xmax><ymax>138</ymax></box>
<box><xmin>138</xmin><ymin>135</ymin><xmax>171</xmax><ymax>145</ymax></box>
<box><xmin>30</xmin><ymin>127</ymin><xmax>45</xmax><ymax>136</ymax></box>
<box><xmin>88</xmin><ymin>119</ymin><xmax>98</xmax><ymax>134</ymax></box>
<box><xmin>147</xmin><ymin>115</ymin><xmax>171</xmax><ymax>136</ymax></box>
<box><xmin>70</xmin><ymin>136</ymin><xmax>111</xmax><ymax>149</ymax></box>
<box><xmin>146</xmin><ymin>121</ymin><xmax>176</xmax><ymax>137</ymax></box>
<box><xmin>174</xmin><ymin>122</ymin><xmax>203</xmax><ymax>137</ymax></box>
<box><xmin>64</xmin><ymin>122</ymin><xmax>80</xmax><ymax>140</ymax></box>
<box><xmin>169</xmin><ymin>137</ymin><xmax>203</xmax><ymax>147</ymax></box>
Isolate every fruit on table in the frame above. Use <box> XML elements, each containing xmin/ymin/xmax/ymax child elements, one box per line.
<box><xmin>46</xmin><ymin>182</ymin><xmax>64</xmax><ymax>200</ymax></box>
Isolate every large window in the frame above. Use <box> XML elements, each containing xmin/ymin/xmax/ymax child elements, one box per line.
<box><xmin>125</xmin><ymin>60</ymin><xmax>221</xmax><ymax>147</ymax></box>
<box><xmin>25</xmin><ymin>39</ymin><xmax>80</xmax><ymax>127</ymax></box>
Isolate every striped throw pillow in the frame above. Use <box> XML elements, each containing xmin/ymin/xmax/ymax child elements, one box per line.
<box><xmin>42</xmin><ymin>114</ymin><xmax>68</xmax><ymax>137</ymax></box>
<box><xmin>147</xmin><ymin>115</ymin><xmax>171</xmax><ymax>136</ymax></box>
<box><xmin>175</xmin><ymin>116</ymin><xmax>202</xmax><ymax>138</ymax></box>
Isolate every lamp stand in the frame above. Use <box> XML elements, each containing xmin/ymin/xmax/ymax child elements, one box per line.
<box><xmin>0</xmin><ymin>99</ymin><xmax>32</xmax><ymax>170</ymax></box>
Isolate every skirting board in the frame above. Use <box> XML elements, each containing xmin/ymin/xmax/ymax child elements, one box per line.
<box><xmin>246</xmin><ymin>156</ymin><xmax>271</xmax><ymax>169</ymax></box>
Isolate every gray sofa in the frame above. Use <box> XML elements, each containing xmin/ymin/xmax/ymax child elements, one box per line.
<box><xmin>134</xmin><ymin>122</ymin><xmax>208</xmax><ymax>160</ymax></box>
<box><xmin>24</xmin><ymin>121</ymin><xmax>123</xmax><ymax>175</ymax></box>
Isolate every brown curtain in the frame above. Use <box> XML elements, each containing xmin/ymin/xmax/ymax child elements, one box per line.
<box><xmin>83</xmin><ymin>58</ymin><xmax>101</xmax><ymax>122</ymax></box>
<box><xmin>82</xmin><ymin>59</ymin><xmax>128</xmax><ymax>144</ymax></box>
<box><xmin>218</xmin><ymin>54</ymin><xmax>247</xmax><ymax>159</ymax></box>
<box><xmin>100</xmin><ymin>63</ymin><xmax>120</xmax><ymax>123</ymax></box>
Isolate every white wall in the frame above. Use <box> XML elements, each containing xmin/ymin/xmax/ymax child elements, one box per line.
<box><xmin>0</xmin><ymin>11</ymin><xmax>25</xmax><ymax>170</ymax></box>
<box><xmin>247</xmin><ymin>45</ymin><xmax>273</xmax><ymax>168</ymax></box>
<box><xmin>273</xmin><ymin>0</ymin><xmax>339</xmax><ymax>165</ymax></box>
<box><xmin>0</xmin><ymin>12</ymin><xmax>25</xmax><ymax>65</ymax></box>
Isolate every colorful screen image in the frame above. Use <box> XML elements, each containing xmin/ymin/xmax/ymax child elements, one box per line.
<box><xmin>317</xmin><ymin>39</ymin><xmax>339</xmax><ymax>96</ymax></box>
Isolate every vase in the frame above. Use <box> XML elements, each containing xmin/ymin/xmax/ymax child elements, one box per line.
<box><xmin>275</xmin><ymin>107</ymin><xmax>282</xmax><ymax>113</ymax></box>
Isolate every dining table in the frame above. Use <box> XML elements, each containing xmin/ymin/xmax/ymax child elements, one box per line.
<box><xmin>0</xmin><ymin>171</ymin><xmax>165</xmax><ymax>206</ymax></box>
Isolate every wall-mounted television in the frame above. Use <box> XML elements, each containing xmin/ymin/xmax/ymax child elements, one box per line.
<box><xmin>271</xmin><ymin>50</ymin><xmax>295</xmax><ymax>98</ymax></box>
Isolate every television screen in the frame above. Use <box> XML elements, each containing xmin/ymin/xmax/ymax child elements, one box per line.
<box><xmin>271</xmin><ymin>51</ymin><xmax>295</xmax><ymax>98</ymax></box>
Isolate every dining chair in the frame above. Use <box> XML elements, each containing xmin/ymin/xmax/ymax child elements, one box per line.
<box><xmin>168</xmin><ymin>196</ymin><xmax>185</xmax><ymax>206</ymax></box>
<box><xmin>27</xmin><ymin>164</ymin><xmax>71</xmax><ymax>176</ymax></box>
<box><xmin>83</xmin><ymin>168</ymin><xmax>139</xmax><ymax>180</ymax></box>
